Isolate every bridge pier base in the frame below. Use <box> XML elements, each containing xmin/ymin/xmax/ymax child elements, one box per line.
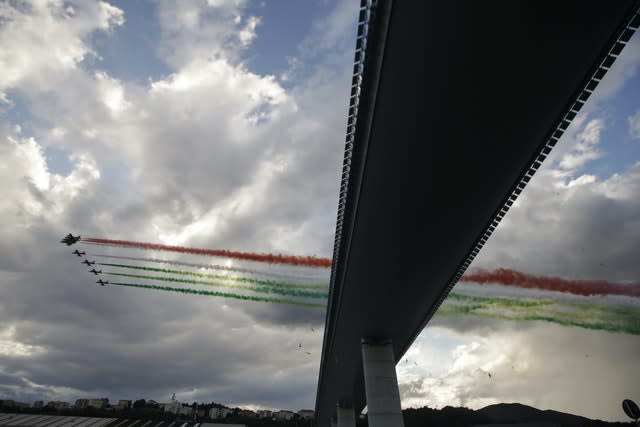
<box><xmin>361</xmin><ymin>339</ymin><xmax>405</xmax><ymax>427</ymax></box>
<box><xmin>337</xmin><ymin>404</ymin><xmax>356</xmax><ymax>427</ymax></box>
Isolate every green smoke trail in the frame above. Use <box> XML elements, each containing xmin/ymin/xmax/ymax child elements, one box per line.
<box><xmin>98</xmin><ymin>262</ymin><xmax>329</xmax><ymax>290</ymax></box>
<box><xmin>93</xmin><ymin>254</ymin><xmax>328</xmax><ymax>281</ymax></box>
<box><xmin>104</xmin><ymin>273</ymin><xmax>638</xmax><ymax>334</ymax></box>
<box><xmin>104</xmin><ymin>271</ymin><xmax>328</xmax><ymax>299</ymax></box>
<box><xmin>110</xmin><ymin>282</ymin><xmax>326</xmax><ymax>308</ymax></box>
<box><xmin>438</xmin><ymin>292</ymin><xmax>640</xmax><ymax>335</ymax></box>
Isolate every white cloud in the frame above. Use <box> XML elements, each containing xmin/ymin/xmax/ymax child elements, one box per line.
<box><xmin>155</xmin><ymin>0</ymin><xmax>255</xmax><ymax>69</ymax></box>
<box><xmin>558</xmin><ymin>118</ymin><xmax>604</xmax><ymax>171</ymax></box>
<box><xmin>0</xmin><ymin>0</ymin><xmax>124</xmax><ymax>100</ymax></box>
<box><xmin>95</xmin><ymin>72</ymin><xmax>130</xmax><ymax>117</ymax></box>
<box><xmin>0</xmin><ymin>326</ymin><xmax>45</xmax><ymax>357</ymax></box>
<box><xmin>238</xmin><ymin>16</ymin><xmax>260</xmax><ymax>47</ymax></box>
<box><xmin>0</xmin><ymin>131</ymin><xmax>99</xmax><ymax>225</ymax></box>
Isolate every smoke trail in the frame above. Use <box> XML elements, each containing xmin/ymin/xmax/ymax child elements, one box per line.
<box><xmin>110</xmin><ymin>282</ymin><xmax>326</xmax><ymax>308</ymax></box>
<box><xmin>106</xmin><ymin>279</ymin><xmax>638</xmax><ymax>333</ymax></box>
<box><xmin>82</xmin><ymin>237</ymin><xmax>332</xmax><ymax>268</ymax></box>
<box><xmin>439</xmin><ymin>292</ymin><xmax>640</xmax><ymax>335</ymax></box>
<box><xmin>461</xmin><ymin>268</ymin><xmax>640</xmax><ymax>298</ymax></box>
<box><xmin>104</xmin><ymin>271</ymin><xmax>329</xmax><ymax>299</ymax></box>
<box><xmin>92</xmin><ymin>254</ymin><xmax>326</xmax><ymax>281</ymax></box>
<box><xmin>98</xmin><ymin>262</ymin><xmax>329</xmax><ymax>290</ymax></box>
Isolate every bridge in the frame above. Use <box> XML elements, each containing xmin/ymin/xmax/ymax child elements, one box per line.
<box><xmin>315</xmin><ymin>1</ymin><xmax>640</xmax><ymax>426</ymax></box>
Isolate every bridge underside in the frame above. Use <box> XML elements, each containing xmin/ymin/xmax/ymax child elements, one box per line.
<box><xmin>316</xmin><ymin>1</ymin><xmax>639</xmax><ymax>424</ymax></box>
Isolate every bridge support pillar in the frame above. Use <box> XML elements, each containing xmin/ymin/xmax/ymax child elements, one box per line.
<box><xmin>337</xmin><ymin>404</ymin><xmax>356</xmax><ymax>427</ymax></box>
<box><xmin>361</xmin><ymin>339</ymin><xmax>404</xmax><ymax>427</ymax></box>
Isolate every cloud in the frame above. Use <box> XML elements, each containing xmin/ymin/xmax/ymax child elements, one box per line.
<box><xmin>154</xmin><ymin>0</ymin><xmax>259</xmax><ymax>69</ymax></box>
<box><xmin>471</xmin><ymin>149</ymin><xmax>640</xmax><ymax>282</ymax></box>
<box><xmin>629</xmin><ymin>110</ymin><xmax>640</xmax><ymax>139</ymax></box>
<box><xmin>0</xmin><ymin>126</ymin><xmax>100</xmax><ymax>272</ymax></box>
<box><xmin>400</xmin><ymin>321</ymin><xmax>640</xmax><ymax>421</ymax></box>
<box><xmin>0</xmin><ymin>0</ymin><xmax>124</xmax><ymax>101</ymax></box>
<box><xmin>558</xmin><ymin>118</ymin><xmax>604</xmax><ymax>171</ymax></box>
<box><xmin>0</xmin><ymin>0</ymin><xmax>356</xmax><ymax>411</ymax></box>
<box><xmin>281</xmin><ymin>0</ymin><xmax>358</xmax><ymax>83</ymax></box>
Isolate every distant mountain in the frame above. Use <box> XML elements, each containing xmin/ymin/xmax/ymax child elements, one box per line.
<box><xmin>476</xmin><ymin>402</ymin><xmax>590</xmax><ymax>425</ymax></box>
<box><xmin>401</xmin><ymin>402</ymin><xmax>626</xmax><ymax>427</ymax></box>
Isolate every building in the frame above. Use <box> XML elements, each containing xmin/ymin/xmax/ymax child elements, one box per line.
<box><xmin>1</xmin><ymin>400</ymin><xmax>30</xmax><ymax>410</ymax></box>
<box><xmin>87</xmin><ymin>399</ymin><xmax>108</xmax><ymax>409</ymax></box>
<box><xmin>179</xmin><ymin>405</ymin><xmax>193</xmax><ymax>417</ymax></box>
<box><xmin>115</xmin><ymin>400</ymin><xmax>131</xmax><ymax>411</ymax></box>
<box><xmin>74</xmin><ymin>399</ymin><xmax>89</xmax><ymax>409</ymax></box>
<box><xmin>256</xmin><ymin>410</ymin><xmax>272</xmax><ymax>419</ymax></box>
<box><xmin>47</xmin><ymin>401</ymin><xmax>70</xmax><ymax>410</ymax></box>
<box><xmin>33</xmin><ymin>401</ymin><xmax>44</xmax><ymax>409</ymax></box>
<box><xmin>298</xmin><ymin>409</ymin><xmax>314</xmax><ymax>419</ymax></box>
<box><xmin>146</xmin><ymin>400</ymin><xmax>160</xmax><ymax>408</ymax></box>
<box><xmin>273</xmin><ymin>410</ymin><xmax>294</xmax><ymax>421</ymax></box>
<box><xmin>209</xmin><ymin>407</ymin><xmax>232</xmax><ymax>419</ymax></box>
<box><xmin>237</xmin><ymin>409</ymin><xmax>256</xmax><ymax>418</ymax></box>
<box><xmin>164</xmin><ymin>399</ymin><xmax>181</xmax><ymax>415</ymax></box>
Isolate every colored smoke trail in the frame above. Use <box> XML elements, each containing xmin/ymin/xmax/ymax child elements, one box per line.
<box><xmin>110</xmin><ymin>282</ymin><xmax>326</xmax><ymax>308</ymax></box>
<box><xmin>82</xmin><ymin>237</ymin><xmax>332</xmax><ymax>268</ymax></box>
<box><xmin>461</xmin><ymin>268</ymin><xmax>640</xmax><ymax>298</ymax></box>
<box><xmin>439</xmin><ymin>292</ymin><xmax>640</xmax><ymax>335</ymax></box>
<box><xmin>98</xmin><ymin>262</ymin><xmax>328</xmax><ymax>290</ymax></box>
<box><xmin>104</xmin><ymin>271</ymin><xmax>328</xmax><ymax>299</ymax></box>
<box><xmin>92</xmin><ymin>254</ymin><xmax>326</xmax><ymax>281</ymax></box>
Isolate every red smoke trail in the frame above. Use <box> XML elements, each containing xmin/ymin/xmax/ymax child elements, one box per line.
<box><xmin>461</xmin><ymin>268</ymin><xmax>640</xmax><ymax>298</ymax></box>
<box><xmin>82</xmin><ymin>237</ymin><xmax>332</xmax><ymax>268</ymax></box>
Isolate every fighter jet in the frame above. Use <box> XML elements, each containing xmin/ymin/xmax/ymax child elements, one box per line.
<box><xmin>82</xmin><ymin>260</ymin><xmax>95</xmax><ymax>266</ymax></box>
<box><xmin>88</xmin><ymin>269</ymin><xmax>102</xmax><ymax>275</ymax></box>
<box><xmin>72</xmin><ymin>250</ymin><xmax>85</xmax><ymax>257</ymax></box>
<box><xmin>60</xmin><ymin>234</ymin><xmax>81</xmax><ymax>246</ymax></box>
<box><xmin>96</xmin><ymin>279</ymin><xmax>109</xmax><ymax>286</ymax></box>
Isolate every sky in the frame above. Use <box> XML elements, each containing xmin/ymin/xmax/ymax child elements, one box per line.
<box><xmin>0</xmin><ymin>0</ymin><xmax>639</xmax><ymax>422</ymax></box>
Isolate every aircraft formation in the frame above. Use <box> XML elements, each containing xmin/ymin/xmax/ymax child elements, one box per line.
<box><xmin>60</xmin><ymin>232</ymin><xmax>333</xmax><ymax>300</ymax></box>
<box><xmin>62</xmin><ymin>233</ymin><xmax>106</xmax><ymax>286</ymax></box>
<box><xmin>58</xmin><ymin>233</ymin><xmax>640</xmax><ymax>336</ymax></box>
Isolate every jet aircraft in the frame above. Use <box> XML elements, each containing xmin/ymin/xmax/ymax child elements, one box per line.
<box><xmin>96</xmin><ymin>279</ymin><xmax>109</xmax><ymax>286</ymax></box>
<box><xmin>72</xmin><ymin>250</ymin><xmax>85</xmax><ymax>257</ymax></box>
<box><xmin>60</xmin><ymin>234</ymin><xmax>81</xmax><ymax>246</ymax></box>
<box><xmin>82</xmin><ymin>260</ymin><xmax>95</xmax><ymax>266</ymax></box>
<box><xmin>88</xmin><ymin>269</ymin><xmax>102</xmax><ymax>275</ymax></box>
